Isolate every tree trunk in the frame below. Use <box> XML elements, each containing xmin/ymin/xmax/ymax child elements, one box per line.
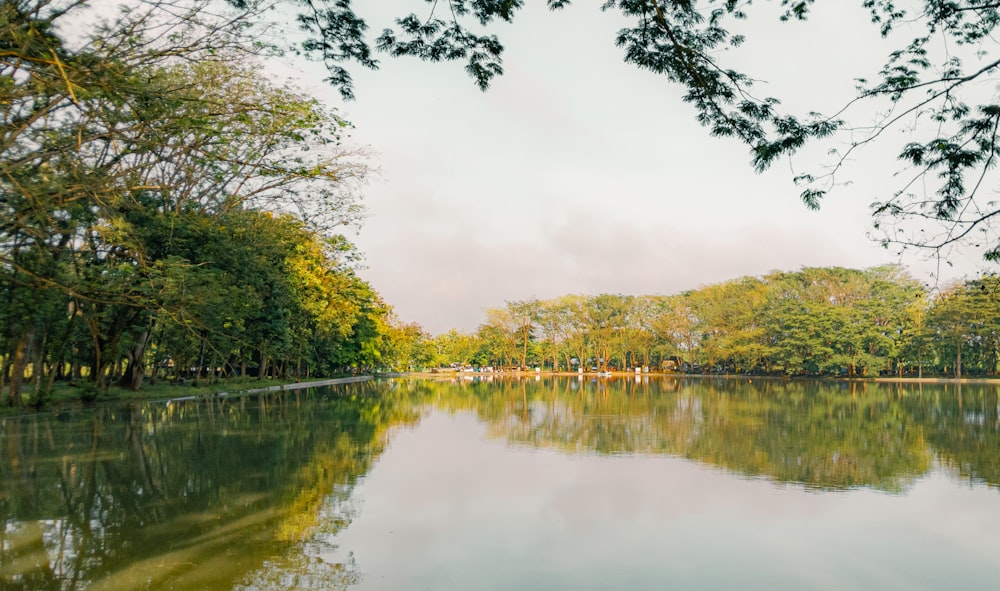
<box><xmin>48</xmin><ymin>316</ymin><xmax>76</xmax><ymax>385</ymax></box>
<box><xmin>521</xmin><ymin>333</ymin><xmax>528</xmax><ymax>369</ymax></box>
<box><xmin>148</xmin><ymin>321</ymin><xmax>166</xmax><ymax>386</ymax></box>
<box><xmin>7</xmin><ymin>333</ymin><xmax>31</xmax><ymax>407</ymax></box>
<box><xmin>259</xmin><ymin>348</ymin><xmax>269</xmax><ymax>380</ymax></box>
<box><xmin>209</xmin><ymin>351</ymin><xmax>221</xmax><ymax>383</ymax></box>
<box><xmin>90</xmin><ymin>344</ymin><xmax>102</xmax><ymax>389</ymax></box>
<box><xmin>31</xmin><ymin>335</ymin><xmax>46</xmax><ymax>392</ymax></box>
<box><xmin>45</xmin><ymin>357</ymin><xmax>59</xmax><ymax>396</ymax></box>
<box><xmin>956</xmin><ymin>340</ymin><xmax>962</xmax><ymax>379</ymax></box>
<box><xmin>194</xmin><ymin>336</ymin><xmax>207</xmax><ymax>384</ymax></box>
<box><xmin>111</xmin><ymin>357</ymin><xmax>124</xmax><ymax>382</ymax></box>
<box><xmin>119</xmin><ymin>329</ymin><xmax>150</xmax><ymax>391</ymax></box>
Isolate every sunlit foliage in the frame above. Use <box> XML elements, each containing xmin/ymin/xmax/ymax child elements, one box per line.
<box><xmin>432</xmin><ymin>267</ymin><xmax>1000</xmax><ymax>378</ymax></box>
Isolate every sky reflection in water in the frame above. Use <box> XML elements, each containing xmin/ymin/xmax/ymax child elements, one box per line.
<box><xmin>2</xmin><ymin>377</ymin><xmax>999</xmax><ymax>590</ymax></box>
<box><xmin>327</xmin><ymin>404</ymin><xmax>999</xmax><ymax>591</ymax></box>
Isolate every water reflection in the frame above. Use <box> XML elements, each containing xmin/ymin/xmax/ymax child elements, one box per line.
<box><xmin>1</xmin><ymin>377</ymin><xmax>998</xmax><ymax>590</ymax></box>
<box><xmin>421</xmin><ymin>377</ymin><xmax>999</xmax><ymax>492</ymax></box>
<box><xmin>0</xmin><ymin>382</ymin><xmax>415</xmax><ymax>591</ymax></box>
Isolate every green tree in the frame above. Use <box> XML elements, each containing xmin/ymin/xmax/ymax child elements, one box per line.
<box><xmin>559</xmin><ymin>295</ymin><xmax>592</xmax><ymax>372</ymax></box>
<box><xmin>584</xmin><ymin>294</ymin><xmax>630</xmax><ymax>372</ymax></box>
<box><xmin>688</xmin><ymin>277</ymin><xmax>770</xmax><ymax>373</ymax></box>
<box><xmin>536</xmin><ymin>298</ymin><xmax>572</xmax><ymax>371</ymax></box>
<box><xmin>858</xmin><ymin>265</ymin><xmax>928</xmax><ymax>376</ymax></box>
<box><xmin>507</xmin><ymin>298</ymin><xmax>540</xmax><ymax>370</ymax></box>
<box><xmin>0</xmin><ymin>1</ymin><xmax>374</xmax><ymax>401</ymax></box>
<box><xmin>473</xmin><ymin>322</ymin><xmax>514</xmax><ymax>369</ymax></box>
<box><xmin>650</xmin><ymin>293</ymin><xmax>700</xmax><ymax>371</ymax></box>
<box><xmin>383</xmin><ymin>320</ymin><xmax>435</xmax><ymax>371</ymax></box>
<box><xmin>434</xmin><ymin>329</ymin><xmax>479</xmax><ymax>367</ymax></box>
<box><xmin>480</xmin><ymin>306</ymin><xmax>522</xmax><ymax>369</ymax></box>
<box><xmin>926</xmin><ymin>276</ymin><xmax>1000</xmax><ymax>377</ymax></box>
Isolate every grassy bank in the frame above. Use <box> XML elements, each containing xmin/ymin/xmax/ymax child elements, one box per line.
<box><xmin>2</xmin><ymin>376</ymin><xmax>325</xmax><ymax>416</ymax></box>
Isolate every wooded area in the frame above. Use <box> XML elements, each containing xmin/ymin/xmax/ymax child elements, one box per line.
<box><xmin>4</xmin><ymin>1</ymin><xmax>1000</xmax><ymax>409</ymax></box>
<box><xmin>0</xmin><ymin>0</ymin><xmax>415</xmax><ymax>406</ymax></box>
<box><xmin>411</xmin><ymin>267</ymin><xmax>1000</xmax><ymax>378</ymax></box>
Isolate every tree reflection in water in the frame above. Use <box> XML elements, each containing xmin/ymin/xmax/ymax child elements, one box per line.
<box><xmin>414</xmin><ymin>377</ymin><xmax>999</xmax><ymax>492</ymax></box>
<box><xmin>0</xmin><ymin>381</ymin><xmax>417</xmax><ymax>591</ymax></box>
<box><xmin>1</xmin><ymin>377</ymin><xmax>997</xmax><ymax>590</ymax></box>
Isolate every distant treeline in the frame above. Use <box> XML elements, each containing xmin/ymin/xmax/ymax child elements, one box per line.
<box><xmin>406</xmin><ymin>266</ymin><xmax>1000</xmax><ymax>378</ymax></box>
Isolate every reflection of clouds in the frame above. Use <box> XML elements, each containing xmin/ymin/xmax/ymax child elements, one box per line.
<box><xmin>325</xmin><ymin>400</ymin><xmax>1000</xmax><ymax>591</ymax></box>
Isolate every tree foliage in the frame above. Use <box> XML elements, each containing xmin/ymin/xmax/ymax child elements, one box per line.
<box><xmin>430</xmin><ymin>266</ymin><xmax>1000</xmax><ymax>378</ymax></box>
<box><xmin>0</xmin><ymin>0</ymin><xmax>402</xmax><ymax>405</ymax></box>
<box><xmin>272</xmin><ymin>0</ymin><xmax>1000</xmax><ymax>261</ymax></box>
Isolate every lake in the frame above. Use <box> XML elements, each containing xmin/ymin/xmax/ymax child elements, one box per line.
<box><xmin>2</xmin><ymin>377</ymin><xmax>999</xmax><ymax>590</ymax></box>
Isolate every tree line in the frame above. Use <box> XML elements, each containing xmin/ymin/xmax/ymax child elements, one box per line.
<box><xmin>400</xmin><ymin>266</ymin><xmax>1000</xmax><ymax>378</ymax></box>
<box><xmin>0</xmin><ymin>0</ymin><xmax>418</xmax><ymax>406</ymax></box>
<box><xmin>5</xmin><ymin>0</ymin><xmax>998</xmax><ymax>409</ymax></box>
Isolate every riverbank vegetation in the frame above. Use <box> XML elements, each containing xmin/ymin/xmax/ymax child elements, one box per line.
<box><xmin>4</xmin><ymin>1</ymin><xmax>999</xmax><ymax>410</ymax></box>
<box><xmin>0</xmin><ymin>0</ymin><xmax>421</xmax><ymax>407</ymax></box>
<box><xmin>406</xmin><ymin>267</ymin><xmax>1000</xmax><ymax>379</ymax></box>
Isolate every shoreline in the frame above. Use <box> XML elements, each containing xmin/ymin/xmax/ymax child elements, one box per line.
<box><xmin>151</xmin><ymin>375</ymin><xmax>375</xmax><ymax>405</ymax></box>
<box><xmin>402</xmin><ymin>370</ymin><xmax>1000</xmax><ymax>385</ymax></box>
<box><xmin>7</xmin><ymin>372</ymin><xmax>996</xmax><ymax>417</ymax></box>
<box><xmin>1</xmin><ymin>375</ymin><xmax>378</xmax><ymax>418</ymax></box>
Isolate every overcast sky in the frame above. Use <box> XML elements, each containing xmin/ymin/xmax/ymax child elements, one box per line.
<box><xmin>282</xmin><ymin>2</ymin><xmax>995</xmax><ymax>334</ymax></box>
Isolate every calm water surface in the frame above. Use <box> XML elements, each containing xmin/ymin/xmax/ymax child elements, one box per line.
<box><xmin>2</xmin><ymin>377</ymin><xmax>999</xmax><ymax>590</ymax></box>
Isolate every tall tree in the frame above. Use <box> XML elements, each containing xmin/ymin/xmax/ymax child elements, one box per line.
<box><xmin>926</xmin><ymin>276</ymin><xmax>1000</xmax><ymax>377</ymax></box>
<box><xmin>507</xmin><ymin>298</ymin><xmax>540</xmax><ymax>370</ymax></box>
<box><xmin>584</xmin><ymin>294</ymin><xmax>630</xmax><ymax>372</ymax></box>
<box><xmin>480</xmin><ymin>307</ymin><xmax>521</xmax><ymax>369</ymax></box>
<box><xmin>0</xmin><ymin>0</ymin><xmax>375</xmax><ymax>401</ymax></box>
